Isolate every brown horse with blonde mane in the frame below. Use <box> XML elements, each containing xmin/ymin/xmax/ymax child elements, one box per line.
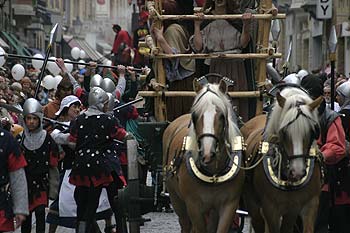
<box><xmin>163</xmin><ymin>78</ymin><xmax>245</xmax><ymax>233</ymax></box>
<box><xmin>241</xmin><ymin>87</ymin><xmax>324</xmax><ymax>233</ymax></box>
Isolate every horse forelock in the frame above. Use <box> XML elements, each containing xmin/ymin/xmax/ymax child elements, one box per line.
<box><xmin>188</xmin><ymin>83</ymin><xmax>240</xmax><ymax>152</ymax></box>
<box><xmin>265</xmin><ymin>87</ymin><xmax>319</xmax><ymax>140</ymax></box>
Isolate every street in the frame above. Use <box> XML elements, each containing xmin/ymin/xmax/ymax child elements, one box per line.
<box><xmin>14</xmin><ymin>211</ymin><xmax>254</xmax><ymax>233</ymax></box>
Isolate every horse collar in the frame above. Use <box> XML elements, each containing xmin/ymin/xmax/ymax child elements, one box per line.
<box><xmin>184</xmin><ymin>150</ymin><xmax>242</xmax><ymax>184</ymax></box>
<box><xmin>259</xmin><ymin>141</ymin><xmax>320</xmax><ymax>191</ymax></box>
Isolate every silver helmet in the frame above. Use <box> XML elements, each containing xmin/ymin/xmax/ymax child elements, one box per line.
<box><xmin>336</xmin><ymin>81</ymin><xmax>350</xmax><ymax>99</ymax></box>
<box><xmin>88</xmin><ymin>87</ymin><xmax>109</xmax><ymax>111</ymax></box>
<box><xmin>100</xmin><ymin>78</ymin><xmax>116</xmax><ymax>93</ymax></box>
<box><xmin>296</xmin><ymin>69</ymin><xmax>308</xmax><ymax>81</ymax></box>
<box><xmin>283</xmin><ymin>73</ymin><xmax>300</xmax><ymax>85</ymax></box>
<box><xmin>106</xmin><ymin>93</ymin><xmax>116</xmax><ymax>112</ymax></box>
<box><xmin>23</xmin><ymin>98</ymin><xmax>42</xmax><ymax>117</ymax></box>
<box><xmin>90</xmin><ymin>74</ymin><xmax>103</xmax><ymax>88</ymax></box>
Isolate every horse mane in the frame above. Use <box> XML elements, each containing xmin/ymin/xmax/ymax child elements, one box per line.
<box><xmin>265</xmin><ymin>87</ymin><xmax>319</xmax><ymax>140</ymax></box>
<box><xmin>187</xmin><ymin>83</ymin><xmax>241</xmax><ymax>151</ymax></box>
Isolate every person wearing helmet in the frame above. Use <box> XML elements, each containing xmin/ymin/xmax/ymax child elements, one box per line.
<box><xmin>68</xmin><ymin>87</ymin><xmax>131</xmax><ymax>233</ymax></box>
<box><xmin>300</xmin><ymin>76</ymin><xmax>349</xmax><ymax>233</ymax></box>
<box><xmin>336</xmin><ymin>81</ymin><xmax>350</xmax><ymax>141</ymax></box>
<box><xmin>0</xmin><ymin>127</ymin><xmax>28</xmax><ymax>232</ymax></box>
<box><xmin>20</xmin><ymin>98</ymin><xmax>59</xmax><ymax>233</ymax></box>
<box><xmin>45</xmin><ymin>95</ymin><xmax>114</xmax><ymax>233</ymax></box>
<box><xmin>55</xmin><ymin>58</ymin><xmax>127</xmax><ymax>105</ymax></box>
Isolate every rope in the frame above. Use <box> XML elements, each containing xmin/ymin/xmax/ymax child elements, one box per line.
<box><xmin>273</xmin><ymin>147</ymin><xmax>282</xmax><ymax>180</ymax></box>
<box><xmin>227</xmin><ymin>148</ymin><xmax>266</xmax><ymax>170</ymax></box>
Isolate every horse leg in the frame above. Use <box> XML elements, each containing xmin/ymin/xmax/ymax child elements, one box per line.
<box><xmin>206</xmin><ymin>210</ymin><xmax>218</xmax><ymax>233</ymax></box>
<box><xmin>216</xmin><ymin>201</ymin><xmax>239</xmax><ymax>233</ymax></box>
<box><xmin>243</xmin><ymin>188</ymin><xmax>265</xmax><ymax>233</ymax></box>
<box><xmin>280</xmin><ymin>213</ymin><xmax>298</xmax><ymax>233</ymax></box>
<box><xmin>300</xmin><ymin>196</ymin><xmax>319</xmax><ymax>233</ymax></box>
<box><xmin>261</xmin><ymin>200</ymin><xmax>281</xmax><ymax>233</ymax></box>
<box><xmin>167</xmin><ymin>183</ymin><xmax>191</xmax><ymax>233</ymax></box>
<box><xmin>186</xmin><ymin>203</ymin><xmax>207</xmax><ymax>233</ymax></box>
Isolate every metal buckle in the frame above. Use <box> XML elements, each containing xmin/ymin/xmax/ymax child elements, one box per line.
<box><xmin>232</xmin><ymin>136</ymin><xmax>243</xmax><ymax>151</ymax></box>
<box><xmin>260</xmin><ymin>141</ymin><xmax>270</xmax><ymax>154</ymax></box>
<box><xmin>184</xmin><ymin>136</ymin><xmax>195</xmax><ymax>151</ymax></box>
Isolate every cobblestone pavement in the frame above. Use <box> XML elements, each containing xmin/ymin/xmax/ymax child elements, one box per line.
<box><xmin>13</xmin><ymin>211</ymin><xmax>253</xmax><ymax>233</ymax></box>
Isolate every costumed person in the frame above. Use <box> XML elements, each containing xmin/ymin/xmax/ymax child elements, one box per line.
<box><xmin>150</xmin><ymin>0</ymin><xmax>196</xmax><ymax>121</ymax></box>
<box><xmin>20</xmin><ymin>98</ymin><xmax>59</xmax><ymax>233</ymax></box>
<box><xmin>46</xmin><ymin>95</ymin><xmax>113</xmax><ymax>233</ymax></box>
<box><xmin>56</xmin><ymin>59</ymin><xmax>127</xmax><ymax>106</ymax></box>
<box><xmin>133</xmin><ymin>9</ymin><xmax>150</xmax><ymax>67</ymax></box>
<box><xmin>68</xmin><ymin>87</ymin><xmax>131</xmax><ymax>233</ymax></box>
<box><xmin>111</xmin><ymin>24</ymin><xmax>133</xmax><ymax>66</ymax></box>
<box><xmin>0</xmin><ymin>127</ymin><xmax>28</xmax><ymax>232</ymax></box>
<box><xmin>336</xmin><ymin>81</ymin><xmax>350</xmax><ymax>140</ymax></box>
<box><xmin>300</xmin><ymin>76</ymin><xmax>348</xmax><ymax>233</ymax></box>
<box><xmin>190</xmin><ymin>0</ymin><xmax>254</xmax><ymax>122</ymax></box>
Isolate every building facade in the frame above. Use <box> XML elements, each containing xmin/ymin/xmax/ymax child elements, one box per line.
<box><xmin>284</xmin><ymin>0</ymin><xmax>350</xmax><ymax>76</ymax></box>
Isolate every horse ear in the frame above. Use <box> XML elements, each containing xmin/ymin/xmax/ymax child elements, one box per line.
<box><xmin>219</xmin><ymin>79</ymin><xmax>228</xmax><ymax>94</ymax></box>
<box><xmin>276</xmin><ymin>92</ymin><xmax>286</xmax><ymax>108</ymax></box>
<box><xmin>308</xmin><ymin>96</ymin><xmax>323</xmax><ymax>111</ymax></box>
<box><xmin>193</xmin><ymin>79</ymin><xmax>203</xmax><ymax>93</ymax></box>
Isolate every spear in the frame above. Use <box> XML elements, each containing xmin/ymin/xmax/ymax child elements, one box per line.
<box><xmin>113</xmin><ymin>97</ymin><xmax>144</xmax><ymax>111</ymax></box>
<box><xmin>0</xmin><ymin>52</ymin><xmax>144</xmax><ymax>72</ymax></box>
<box><xmin>34</xmin><ymin>23</ymin><xmax>59</xmax><ymax>98</ymax></box>
<box><xmin>282</xmin><ymin>41</ymin><xmax>292</xmax><ymax>78</ymax></box>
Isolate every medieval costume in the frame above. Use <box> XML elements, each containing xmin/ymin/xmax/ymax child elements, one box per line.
<box><xmin>20</xmin><ymin>98</ymin><xmax>59</xmax><ymax>233</ymax></box>
<box><xmin>151</xmin><ymin>0</ymin><xmax>196</xmax><ymax>121</ymax></box>
<box><xmin>68</xmin><ymin>87</ymin><xmax>128</xmax><ymax>233</ymax></box>
<box><xmin>0</xmin><ymin>128</ymin><xmax>28</xmax><ymax>232</ymax></box>
<box><xmin>46</xmin><ymin>95</ymin><xmax>112</xmax><ymax>231</ymax></box>
<box><xmin>190</xmin><ymin>17</ymin><xmax>250</xmax><ymax>121</ymax></box>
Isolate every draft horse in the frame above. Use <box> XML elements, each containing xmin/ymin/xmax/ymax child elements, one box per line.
<box><xmin>241</xmin><ymin>87</ymin><xmax>324</xmax><ymax>233</ymax></box>
<box><xmin>162</xmin><ymin>79</ymin><xmax>245</xmax><ymax>233</ymax></box>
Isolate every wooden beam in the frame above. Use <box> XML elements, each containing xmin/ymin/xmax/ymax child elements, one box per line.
<box><xmin>153</xmin><ymin>13</ymin><xmax>286</xmax><ymax>21</ymax></box>
<box><xmin>138</xmin><ymin>91</ymin><xmax>264</xmax><ymax>98</ymax></box>
<box><xmin>153</xmin><ymin>53</ymin><xmax>282</xmax><ymax>59</ymax></box>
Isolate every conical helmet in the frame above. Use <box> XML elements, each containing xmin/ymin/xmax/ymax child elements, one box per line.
<box><xmin>100</xmin><ymin>78</ymin><xmax>116</xmax><ymax>93</ymax></box>
<box><xmin>90</xmin><ymin>74</ymin><xmax>103</xmax><ymax>88</ymax></box>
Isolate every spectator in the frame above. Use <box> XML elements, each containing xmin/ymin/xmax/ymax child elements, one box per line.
<box><xmin>111</xmin><ymin>24</ymin><xmax>133</xmax><ymax>66</ymax></box>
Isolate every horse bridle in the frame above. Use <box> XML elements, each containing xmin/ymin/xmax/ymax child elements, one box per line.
<box><xmin>192</xmin><ymin>85</ymin><xmax>230</xmax><ymax>147</ymax></box>
<box><xmin>279</xmin><ymin>103</ymin><xmax>320</xmax><ymax>160</ymax></box>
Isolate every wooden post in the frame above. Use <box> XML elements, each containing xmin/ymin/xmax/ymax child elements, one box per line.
<box><xmin>127</xmin><ymin>139</ymin><xmax>140</xmax><ymax>233</ymax></box>
<box><xmin>153</xmin><ymin>0</ymin><xmax>167</xmax><ymax>121</ymax></box>
<box><xmin>255</xmin><ymin>0</ymin><xmax>273</xmax><ymax>114</ymax></box>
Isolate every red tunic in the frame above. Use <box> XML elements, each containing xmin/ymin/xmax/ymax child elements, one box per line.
<box><xmin>318</xmin><ymin>117</ymin><xmax>350</xmax><ymax>205</ymax></box>
<box><xmin>112</xmin><ymin>30</ymin><xmax>132</xmax><ymax>54</ymax></box>
<box><xmin>0</xmin><ymin>130</ymin><xmax>27</xmax><ymax>232</ymax></box>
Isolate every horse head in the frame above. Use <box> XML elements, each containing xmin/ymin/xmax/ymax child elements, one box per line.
<box><xmin>265</xmin><ymin>88</ymin><xmax>323</xmax><ymax>181</ymax></box>
<box><xmin>189</xmin><ymin>78</ymin><xmax>240</xmax><ymax>174</ymax></box>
